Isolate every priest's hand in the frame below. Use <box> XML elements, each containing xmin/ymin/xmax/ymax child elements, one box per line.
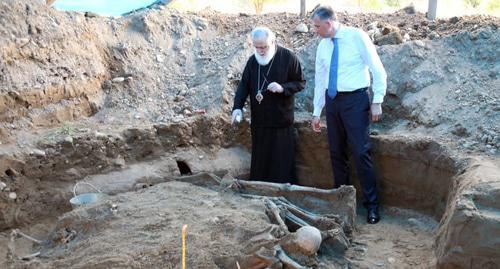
<box><xmin>370</xmin><ymin>103</ymin><xmax>382</xmax><ymax>122</ymax></box>
<box><xmin>311</xmin><ymin>116</ymin><xmax>321</xmax><ymax>133</ymax></box>
<box><xmin>231</xmin><ymin>109</ymin><xmax>242</xmax><ymax>124</ymax></box>
<box><xmin>267</xmin><ymin>82</ymin><xmax>283</xmax><ymax>93</ymax></box>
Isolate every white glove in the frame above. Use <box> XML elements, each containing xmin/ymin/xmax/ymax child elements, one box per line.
<box><xmin>231</xmin><ymin>109</ymin><xmax>242</xmax><ymax>124</ymax></box>
<box><xmin>371</xmin><ymin>103</ymin><xmax>382</xmax><ymax>122</ymax></box>
<box><xmin>267</xmin><ymin>82</ymin><xmax>283</xmax><ymax>93</ymax></box>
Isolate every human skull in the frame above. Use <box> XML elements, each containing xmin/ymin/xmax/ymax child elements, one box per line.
<box><xmin>294</xmin><ymin>226</ymin><xmax>323</xmax><ymax>255</ymax></box>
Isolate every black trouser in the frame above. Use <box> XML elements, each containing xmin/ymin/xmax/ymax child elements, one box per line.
<box><xmin>325</xmin><ymin>88</ymin><xmax>378</xmax><ymax>210</ymax></box>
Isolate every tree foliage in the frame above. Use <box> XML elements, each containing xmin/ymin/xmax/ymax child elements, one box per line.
<box><xmin>357</xmin><ymin>0</ymin><xmax>384</xmax><ymax>10</ymax></box>
<box><xmin>248</xmin><ymin>0</ymin><xmax>285</xmax><ymax>14</ymax></box>
<box><xmin>463</xmin><ymin>0</ymin><xmax>482</xmax><ymax>8</ymax></box>
<box><xmin>486</xmin><ymin>0</ymin><xmax>500</xmax><ymax>12</ymax></box>
<box><xmin>385</xmin><ymin>0</ymin><xmax>400</xmax><ymax>7</ymax></box>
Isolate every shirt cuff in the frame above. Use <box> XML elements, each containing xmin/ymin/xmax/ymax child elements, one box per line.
<box><xmin>313</xmin><ymin>107</ymin><xmax>322</xmax><ymax>118</ymax></box>
<box><xmin>372</xmin><ymin>94</ymin><xmax>384</xmax><ymax>104</ymax></box>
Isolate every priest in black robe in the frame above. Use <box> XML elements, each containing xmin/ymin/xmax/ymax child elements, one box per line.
<box><xmin>232</xmin><ymin>26</ymin><xmax>305</xmax><ymax>184</ymax></box>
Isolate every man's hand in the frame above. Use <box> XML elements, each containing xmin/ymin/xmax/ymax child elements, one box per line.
<box><xmin>267</xmin><ymin>82</ymin><xmax>284</xmax><ymax>93</ymax></box>
<box><xmin>231</xmin><ymin>109</ymin><xmax>242</xmax><ymax>124</ymax></box>
<box><xmin>311</xmin><ymin>116</ymin><xmax>321</xmax><ymax>133</ymax></box>
<box><xmin>371</xmin><ymin>103</ymin><xmax>382</xmax><ymax>122</ymax></box>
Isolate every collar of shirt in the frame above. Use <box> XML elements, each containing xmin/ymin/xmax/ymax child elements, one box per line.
<box><xmin>332</xmin><ymin>25</ymin><xmax>346</xmax><ymax>39</ymax></box>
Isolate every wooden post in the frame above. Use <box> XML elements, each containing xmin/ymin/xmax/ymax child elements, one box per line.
<box><xmin>427</xmin><ymin>0</ymin><xmax>438</xmax><ymax>20</ymax></box>
<box><xmin>182</xmin><ymin>224</ymin><xmax>187</xmax><ymax>269</ymax></box>
<box><xmin>300</xmin><ymin>0</ymin><xmax>306</xmax><ymax>17</ymax></box>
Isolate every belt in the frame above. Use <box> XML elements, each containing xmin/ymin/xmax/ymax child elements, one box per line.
<box><xmin>336</xmin><ymin>87</ymin><xmax>368</xmax><ymax>96</ymax></box>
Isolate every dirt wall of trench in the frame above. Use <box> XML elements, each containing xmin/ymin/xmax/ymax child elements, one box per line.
<box><xmin>435</xmin><ymin>159</ymin><xmax>500</xmax><ymax>268</ymax></box>
<box><xmin>294</xmin><ymin>118</ymin><xmax>500</xmax><ymax>268</ymax></box>
<box><xmin>0</xmin><ymin>115</ymin><xmax>251</xmax><ymax>231</ymax></box>
<box><xmin>295</xmin><ymin>119</ymin><xmax>461</xmax><ymax>218</ymax></box>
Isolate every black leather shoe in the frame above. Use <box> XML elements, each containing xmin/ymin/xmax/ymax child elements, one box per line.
<box><xmin>367</xmin><ymin>208</ymin><xmax>380</xmax><ymax>224</ymax></box>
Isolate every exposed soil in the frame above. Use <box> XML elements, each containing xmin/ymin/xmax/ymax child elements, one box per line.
<box><xmin>346</xmin><ymin>206</ymin><xmax>438</xmax><ymax>269</ymax></box>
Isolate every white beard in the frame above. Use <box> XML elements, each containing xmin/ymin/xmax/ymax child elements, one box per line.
<box><xmin>254</xmin><ymin>45</ymin><xmax>276</xmax><ymax>66</ymax></box>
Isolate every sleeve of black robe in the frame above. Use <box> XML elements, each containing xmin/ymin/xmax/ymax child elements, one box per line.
<box><xmin>232</xmin><ymin>58</ymin><xmax>252</xmax><ymax>111</ymax></box>
<box><xmin>282</xmin><ymin>51</ymin><xmax>306</xmax><ymax>96</ymax></box>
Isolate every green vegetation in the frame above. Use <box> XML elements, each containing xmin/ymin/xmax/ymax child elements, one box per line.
<box><xmin>57</xmin><ymin>122</ymin><xmax>76</xmax><ymax>136</ymax></box>
<box><xmin>357</xmin><ymin>0</ymin><xmax>384</xmax><ymax>10</ymax></box>
<box><xmin>248</xmin><ymin>0</ymin><xmax>286</xmax><ymax>14</ymax></box>
<box><xmin>486</xmin><ymin>0</ymin><xmax>500</xmax><ymax>13</ymax></box>
<box><xmin>463</xmin><ymin>0</ymin><xmax>482</xmax><ymax>8</ymax></box>
<box><xmin>385</xmin><ymin>0</ymin><xmax>401</xmax><ymax>8</ymax></box>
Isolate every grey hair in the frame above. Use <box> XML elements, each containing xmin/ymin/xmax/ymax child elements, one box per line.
<box><xmin>251</xmin><ymin>27</ymin><xmax>276</xmax><ymax>43</ymax></box>
<box><xmin>312</xmin><ymin>5</ymin><xmax>337</xmax><ymax>21</ymax></box>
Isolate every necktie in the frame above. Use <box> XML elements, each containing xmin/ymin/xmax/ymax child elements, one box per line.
<box><xmin>327</xmin><ymin>38</ymin><xmax>339</xmax><ymax>99</ymax></box>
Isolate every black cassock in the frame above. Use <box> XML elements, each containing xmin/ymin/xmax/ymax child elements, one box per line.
<box><xmin>233</xmin><ymin>45</ymin><xmax>305</xmax><ymax>184</ymax></box>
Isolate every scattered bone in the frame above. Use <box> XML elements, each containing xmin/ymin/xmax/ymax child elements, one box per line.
<box><xmin>264</xmin><ymin>199</ymin><xmax>289</xmax><ymax>232</ymax></box>
<box><xmin>273</xmin><ymin>197</ymin><xmax>344</xmax><ymax>230</ymax></box>
<box><xmin>231</xmin><ymin>179</ymin><xmax>356</xmax><ymax>232</ymax></box>
<box><xmin>175</xmin><ymin>175</ymin><xmax>353</xmax><ymax>265</ymax></box>
<box><xmin>0</xmin><ymin>181</ymin><xmax>6</xmax><ymax>191</ymax></box>
<box><xmin>8</xmin><ymin>229</ymin><xmax>43</xmax><ymax>262</ymax></box>
<box><xmin>254</xmin><ymin>247</ymin><xmax>280</xmax><ymax>267</ymax></box>
<box><xmin>289</xmin><ymin>226</ymin><xmax>322</xmax><ymax>256</ymax></box>
<box><xmin>58</xmin><ymin>228</ymin><xmax>77</xmax><ymax>244</ymax></box>
<box><xmin>11</xmin><ymin>229</ymin><xmax>43</xmax><ymax>244</ymax></box>
<box><xmin>166</xmin><ymin>175</ymin><xmax>354</xmax><ymax>267</ymax></box>
<box><xmin>276</xmin><ymin>246</ymin><xmax>307</xmax><ymax>269</ymax></box>
<box><xmin>30</xmin><ymin>149</ymin><xmax>46</xmax><ymax>157</ymax></box>
<box><xmin>235</xmin><ymin>185</ymin><xmax>352</xmax><ymax>268</ymax></box>
<box><xmin>20</xmin><ymin>251</ymin><xmax>41</xmax><ymax>261</ymax></box>
<box><xmin>112</xmin><ymin>77</ymin><xmax>125</xmax><ymax>83</ymax></box>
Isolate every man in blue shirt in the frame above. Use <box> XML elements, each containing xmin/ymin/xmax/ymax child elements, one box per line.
<box><xmin>310</xmin><ymin>6</ymin><xmax>387</xmax><ymax>224</ymax></box>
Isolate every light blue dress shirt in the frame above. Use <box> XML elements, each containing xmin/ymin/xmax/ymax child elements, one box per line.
<box><xmin>313</xmin><ymin>25</ymin><xmax>387</xmax><ymax>117</ymax></box>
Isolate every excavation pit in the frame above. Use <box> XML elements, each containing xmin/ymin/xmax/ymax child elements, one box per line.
<box><xmin>1</xmin><ymin>119</ymin><xmax>498</xmax><ymax>268</ymax></box>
